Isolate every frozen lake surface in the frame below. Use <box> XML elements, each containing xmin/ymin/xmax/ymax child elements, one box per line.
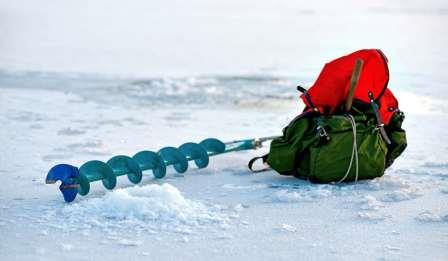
<box><xmin>0</xmin><ymin>1</ymin><xmax>447</xmax><ymax>260</ymax></box>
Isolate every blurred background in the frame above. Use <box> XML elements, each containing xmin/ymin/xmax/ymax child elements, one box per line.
<box><xmin>0</xmin><ymin>0</ymin><xmax>447</xmax><ymax>92</ymax></box>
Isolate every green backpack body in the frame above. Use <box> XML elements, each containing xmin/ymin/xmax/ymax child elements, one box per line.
<box><xmin>266</xmin><ymin>105</ymin><xmax>407</xmax><ymax>183</ymax></box>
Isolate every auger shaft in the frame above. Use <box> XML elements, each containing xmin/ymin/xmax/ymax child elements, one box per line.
<box><xmin>46</xmin><ymin>136</ymin><xmax>277</xmax><ymax>202</ymax></box>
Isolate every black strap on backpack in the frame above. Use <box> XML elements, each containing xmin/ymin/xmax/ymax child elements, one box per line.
<box><xmin>368</xmin><ymin>91</ymin><xmax>392</xmax><ymax>145</ymax></box>
<box><xmin>297</xmin><ymin>86</ymin><xmax>330</xmax><ymax>142</ymax></box>
<box><xmin>297</xmin><ymin>85</ymin><xmax>319</xmax><ymax>112</ymax></box>
<box><xmin>248</xmin><ymin>153</ymin><xmax>270</xmax><ymax>173</ymax></box>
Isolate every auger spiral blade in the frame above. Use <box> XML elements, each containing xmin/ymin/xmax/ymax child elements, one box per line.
<box><xmin>45</xmin><ymin>164</ymin><xmax>80</xmax><ymax>202</ymax></box>
<box><xmin>45</xmin><ymin>136</ymin><xmax>278</xmax><ymax>202</ymax></box>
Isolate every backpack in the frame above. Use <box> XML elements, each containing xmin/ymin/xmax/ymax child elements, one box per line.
<box><xmin>250</xmin><ymin>49</ymin><xmax>407</xmax><ymax>183</ymax></box>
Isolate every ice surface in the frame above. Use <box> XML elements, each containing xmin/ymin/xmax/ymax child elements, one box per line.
<box><xmin>416</xmin><ymin>210</ymin><xmax>448</xmax><ymax>223</ymax></box>
<box><xmin>271</xmin><ymin>188</ymin><xmax>332</xmax><ymax>203</ymax></box>
<box><xmin>1</xmin><ymin>0</ymin><xmax>448</xmax><ymax>260</ymax></box>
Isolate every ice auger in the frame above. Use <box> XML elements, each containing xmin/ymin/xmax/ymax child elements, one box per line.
<box><xmin>46</xmin><ymin>136</ymin><xmax>277</xmax><ymax>202</ymax></box>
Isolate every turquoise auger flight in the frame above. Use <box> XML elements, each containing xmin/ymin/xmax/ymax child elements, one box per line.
<box><xmin>46</xmin><ymin>136</ymin><xmax>277</xmax><ymax>202</ymax></box>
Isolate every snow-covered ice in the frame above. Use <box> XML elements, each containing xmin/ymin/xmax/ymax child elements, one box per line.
<box><xmin>2</xmin><ymin>76</ymin><xmax>447</xmax><ymax>261</ymax></box>
<box><xmin>416</xmin><ymin>210</ymin><xmax>448</xmax><ymax>223</ymax></box>
<box><xmin>1</xmin><ymin>0</ymin><xmax>448</xmax><ymax>260</ymax></box>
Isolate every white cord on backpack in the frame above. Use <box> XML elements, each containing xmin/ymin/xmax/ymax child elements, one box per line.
<box><xmin>337</xmin><ymin>114</ymin><xmax>359</xmax><ymax>183</ymax></box>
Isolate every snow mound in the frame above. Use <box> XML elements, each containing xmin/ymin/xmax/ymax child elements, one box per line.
<box><xmin>359</xmin><ymin>195</ymin><xmax>385</xmax><ymax>211</ymax></box>
<box><xmin>366</xmin><ymin>175</ymin><xmax>416</xmax><ymax>191</ymax></box>
<box><xmin>60</xmin><ymin>183</ymin><xmax>230</xmax><ymax>232</ymax></box>
<box><xmin>380</xmin><ymin>187</ymin><xmax>423</xmax><ymax>202</ymax></box>
<box><xmin>365</xmin><ymin>176</ymin><xmax>424</xmax><ymax>202</ymax></box>
<box><xmin>415</xmin><ymin>211</ymin><xmax>448</xmax><ymax>223</ymax></box>
<box><xmin>356</xmin><ymin>196</ymin><xmax>390</xmax><ymax>221</ymax></box>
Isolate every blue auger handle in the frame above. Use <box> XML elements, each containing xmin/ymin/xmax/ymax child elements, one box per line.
<box><xmin>45</xmin><ymin>136</ymin><xmax>278</xmax><ymax>202</ymax></box>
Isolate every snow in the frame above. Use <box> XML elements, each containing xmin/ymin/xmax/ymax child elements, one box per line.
<box><xmin>271</xmin><ymin>187</ymin><xmax>332</xmax><ymax>203</ymax></box>
<box><xmin>359</xmin><ymin>195</ymin><xmax>385</xmax><ymax>211</ymax></box>
<box><xmin>280</xmin><ymin>224</ymin><xmax>298</xmax><ymax>233</ymax></box>
<box><xmin>116</xmin><ymin>239</ymin><xmax>143</xmax><ymax>247</ymax></box>
<box><xmin>58</xmin><ymin>183</ymin><xmax>232</xmax><ymax>233</ymax></box>
<box><xmin>1</xmin><ymin>80</ymin><xmax>447</xmax><ymax>261</ymax></box>
<box><xmin>416</xmin><ymin>211</ymin><xmax>448</xmax><ymax>223</ymax></box>
<box><xmin>1</xmin><ymin>0</ymin><xmax>448</xmax><ymax>260</ymax></box>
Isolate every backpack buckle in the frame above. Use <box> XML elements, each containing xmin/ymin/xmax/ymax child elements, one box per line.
<box><xmin>315</xmin><ymin>117</ymin><xmax>330</xmax><ymax>143</ymax></box>
<box><xmin>316</xmin><ymin>125</ymin><xmax>331</xmax><ymax>142</ymax></box>
<box><xmin>374</xmin><ymin>123</ymin><xmax>384</xmax><ymax>130</ymax></box>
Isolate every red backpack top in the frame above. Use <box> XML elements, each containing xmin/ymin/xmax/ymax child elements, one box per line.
<box><xmin>301</xmin><ymin>49</ymin><xmax>398</xmax><ymax>125</ymax></box>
